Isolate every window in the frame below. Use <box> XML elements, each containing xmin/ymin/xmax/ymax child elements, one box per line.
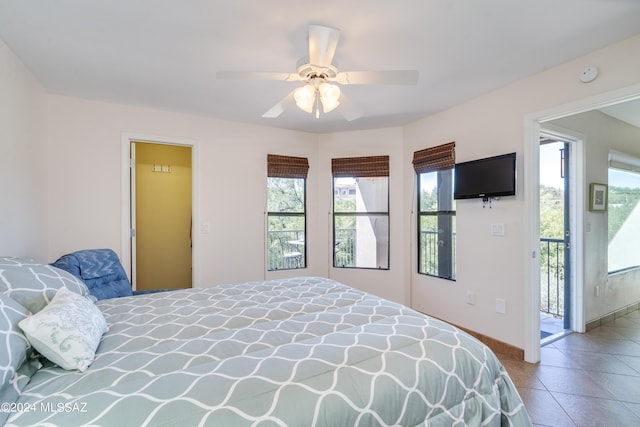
<box><xmin>608</xmin><ymin>154</ymin><xmax>640</xmax><ymax>274</ymax></box>
<box><xmin>332</xmin><ymin>156</ymin><xmax>389</xmax><ymax>269</ymax></box>
<box><xmin>267</xmin><ymin>154</ymin><xmax>308</xmax><ymax>271</ymax></box>
<box><xmin>413</xmin><ymin>142</ymin><xmax>456</xmax><ymax>280</ymax></box>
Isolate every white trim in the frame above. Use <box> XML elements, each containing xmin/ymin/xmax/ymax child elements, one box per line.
<box><xmin>523</xmin><ymin>83</ymin><xmax>640</xmax><ymax>363</ymax></box>
<box><xmin>120</xmin><ymin>132</ymin><xmax>200</xmax><ymax>288</ymax></box>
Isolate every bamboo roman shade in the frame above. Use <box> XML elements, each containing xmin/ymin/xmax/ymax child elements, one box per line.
<box><xmin>267</xmin><ymin>154</ymin><xmax>309</xmax><ymax>178</ymax></box>
<box><xmin>331</xmin><ymin>155</ymin><xmax>389</xmax><ymax>178</ymax></box>
<box><xmin>412</xmin><ymin>142</ymin><xmax>455</xmax><ymax>173</ymax></box>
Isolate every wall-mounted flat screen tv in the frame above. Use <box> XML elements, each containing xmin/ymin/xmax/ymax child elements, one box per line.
<box><xmin>454</xmin><ymin>152</ymin><xmax>516</xmax><ymax>200</ymax></box>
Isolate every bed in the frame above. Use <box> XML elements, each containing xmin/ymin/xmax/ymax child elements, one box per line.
<box><xmin>1</xmin><ymin>257</ymin><xmax>530</xmax><ymax>426</ymax></box>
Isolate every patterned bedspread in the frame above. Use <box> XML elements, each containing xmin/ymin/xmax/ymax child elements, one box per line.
<box><xmin>7</xmin><ymin>277</ymin><xmax>531</xmax><ymax>426</ymax></box>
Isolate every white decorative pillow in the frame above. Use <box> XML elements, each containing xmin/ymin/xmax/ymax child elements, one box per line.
<box><xmin>18</xmin><ymin>287</ymin><xmax>108</xmax><ymax>372</ymax></box>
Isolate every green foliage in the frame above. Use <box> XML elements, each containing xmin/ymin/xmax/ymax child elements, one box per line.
<box><xmin>420</xmin><ymin>187</ymin><xmax>438</xmax><ymax>211</ymax></box>
<box><xmin>539</xmin><ymin>185</ymin><xmax>564</xmax><ymax>239</ymax></box>
<box><xmin>267</xmin><ymin>178</ymin><xmax>304</xmax><ymax>214</ymax></box>
<box><xmin>539</xmin><ymin>185</ymin><xmax>565</xmax><ymax>315</ymax></box>
<box><xmin>267</xmin><ymin>178</ymin><xmax>305</xmax><ymax>270</ymax></box>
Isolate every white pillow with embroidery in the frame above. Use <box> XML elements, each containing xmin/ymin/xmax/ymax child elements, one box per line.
<box><xmin>18</xmin><ymin>287</ymin><xmax>108</xmax><ymax>372</ymax></box>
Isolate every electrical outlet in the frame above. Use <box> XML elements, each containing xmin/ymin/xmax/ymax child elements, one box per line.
<box><xmin>490</xmin><ymin>223</ymin><xmax>505</xmax><ymax>237</ymax></box>
<box><xmin>496</xmin><ymin>298</ymin><xmax>506</xmax><ymax>314</ymax></box>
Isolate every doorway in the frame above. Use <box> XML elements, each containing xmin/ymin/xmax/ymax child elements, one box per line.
<box><xmin>130</xmin><ymin>141</ymin><xmax>193</xmax><ymax>291</ymax></box>
<box><xmin>539</xmin><ymin>132</ymin><xmax>576</xmax><ymax>343</ymax></box>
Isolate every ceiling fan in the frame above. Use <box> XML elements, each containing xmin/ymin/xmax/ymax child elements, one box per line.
<box><xmin>216</xmin><ymin>25</ymin><xmax>419</xmax><ymax>121</ymax></box>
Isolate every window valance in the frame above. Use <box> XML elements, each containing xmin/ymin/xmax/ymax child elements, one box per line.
<box><xmin>267</xmin><ymin>154</ymin><xmax>309</xmax><ymax>178</ymax></box>
<box><xmin>412</xmin><ymin>142</ymin><xmax>455</xmax><ymax>173</ymax></box>
<box><xmin>331</xmin><ymin>155</ymin><xmax>389</xmax><ymax>178</ymax></box>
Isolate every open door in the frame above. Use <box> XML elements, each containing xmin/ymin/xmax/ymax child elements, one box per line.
<box><xmin>131</xmin><ymin>141</ymin><xmax>192</xmax><ymax>290</ymax></box>
<box><xmin>539</xmin><ymin>132</ymin><xmax>575</xmax><ymax>342</ymax></box>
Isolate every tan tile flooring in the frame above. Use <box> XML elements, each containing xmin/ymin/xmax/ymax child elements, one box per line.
<box><xmin>496</xmin><ymin>309</ymin><xmax>640</xmax><ymax>426</ymax></box>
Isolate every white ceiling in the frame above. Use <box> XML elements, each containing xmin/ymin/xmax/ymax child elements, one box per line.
<box><xmin>1</xmin><ymin>0</ymin><xmax>639</xmax><ymax>134</ymax></box>
<box><xmin>600</xmin><ymin>99</ymin><xmax>640</xmax><ymax>128</ymax></box>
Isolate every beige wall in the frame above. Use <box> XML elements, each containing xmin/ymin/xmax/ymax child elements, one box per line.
<box><xmin>0</xmin><ymin>39</ymin><xmax>48</xmax><ymax>260</ymax></box>
<box><xmin>135</xmin><ymin>142</ymin><xmax>192</xmax><ymax>290</ymax></box>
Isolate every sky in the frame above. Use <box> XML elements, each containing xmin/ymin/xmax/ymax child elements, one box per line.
<box><xmin>540</xmin><ymin>140</ymin><xmax>640</xmax><ymax>189</ymax></box>
<box><xmin>540</xmin><ymin>141</ymin><xmax>565</xmax><ymax>189</ymax></box>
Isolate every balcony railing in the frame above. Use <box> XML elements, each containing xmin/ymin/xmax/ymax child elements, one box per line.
<box><xmin>267</xmin><ymin>229</ymin><xmax>305</xmax><ymax>271</ymax></box>
<box><xmin>419</xmin><ymin>231</ymin><xmax>456</xmax><ymax>278</ymax></box>
<box><xmin>540</xmin><ymin>237</ymin><xmax>565</xmax><ymax>318</ymax></box>
<box><xmin>334</xmin><ymin>228</ymin><xmax>356</xmax><ymax>267</ymax></box>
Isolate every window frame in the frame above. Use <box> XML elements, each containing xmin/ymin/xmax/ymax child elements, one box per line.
<box><xmin>332</xmin><ymin>177</ymin><xmax>390</xmax><ymax>270</ymax></box>
<box><xmin>412</xmin><ymin>142</ymin><xmax>456</xmax><ymax>280</ymax></box>
<box><xmin>266</xmin><ymin>155</ymin><xmax>309</xmax><ymax>272</ymax></box>
<box><xmin>331</xmin><ymin>156</ymin><xmax>390</xmax><ymax>270</ymax></box>
<box><xmin>417</xmin><ymin>170</ymin><xmax>456</xmax><ymax>280</ymax></box>
<box><xmin>607</xmin><ymin>164</ymin><xmax>640</xmax><ymax>275</ymax></box>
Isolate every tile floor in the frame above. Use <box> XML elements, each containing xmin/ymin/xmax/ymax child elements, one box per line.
<box><xmin>497</xmin><ymin>309</ymin><xmax>640</xmax><ymax>426</ymax></box>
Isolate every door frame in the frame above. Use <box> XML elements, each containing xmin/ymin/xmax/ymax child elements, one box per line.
<box><xmin>121</xmin><ymin>132</ymin><xmax>199</xmax><ymax>290</ymax></box>
<box><xmin>523</xmin><ymin>82</ymin><xmax>640</xmax><ymax>363</ymax></box>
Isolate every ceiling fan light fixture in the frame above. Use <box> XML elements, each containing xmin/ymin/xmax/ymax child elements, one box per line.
<box><xmin>294</xmin><ymin>84</ymin><xmax>316</xmax><ymax>113</ymax></box>
<box><xmin>319</xmin><ymin>82</ymin><xmax>340</xmax><ymax>113</ymax></box>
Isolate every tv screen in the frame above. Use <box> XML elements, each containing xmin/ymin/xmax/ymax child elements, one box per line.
<box><xmin>454</xmin><ymin>152</ymin><xmax>516</xmax><ymax>200</ymax></box>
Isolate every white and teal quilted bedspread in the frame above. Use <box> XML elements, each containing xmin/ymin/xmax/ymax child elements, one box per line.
<box><xmin>7</xmin><ymin>277</ymin><xmax>530</xmax><ymax>426</ymax></box>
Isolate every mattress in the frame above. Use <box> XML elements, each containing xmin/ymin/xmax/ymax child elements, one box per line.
<box><xmin>6</xmin><ymin>276</ymin><xmax>531</xmax><ymax>426</ymax></box>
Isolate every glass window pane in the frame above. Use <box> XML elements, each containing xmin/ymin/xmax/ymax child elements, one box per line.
<box><xmin>334</xmin><ymin>214</ymin><xmax>389</xmax><ymax>269</ymax></box>
<box><xmin>418</xmin><ymin>168</ymin><xmax>456</xmax><ymax>280</ymax></box>
<box><xmin>267</xmin><ymin>177</ymin><xmax>305</xmax><ymax>213</ymax></box>
<box><xmin>334</xmin><ymin>177</ymin><xmax>388</xmax><ymax>213</ymax></box>
<box><xmin>267</xmin><ymin>176</ymin><xmax>305</xmax><ymax>271</ymax></box>
<box><xmin>419</xmin><ymin>171</ymin><xmax>455</xmax><ymax>212</ymax></box>
<box><xmin>267</xmin><ymin>215</ymin><xmax>305</xmax><ymax>270</ymax></box>
<box><xmin>608</xmin><ymin>168</ymin><xmax>640</xmax><ymax>273</ymax></box>
<box><xmin>419</xmin><ymin>172</ymin><xmax>438</xmax><ymax>211</ymax></box>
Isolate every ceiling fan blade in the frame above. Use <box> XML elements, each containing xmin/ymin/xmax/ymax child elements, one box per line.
<box><xmin>308</xmin><ymin>25</ymin><xmax>340</xmax><ymax>67</ymax></box>
<box><xmin>335</xmin><ymin>70</ymin><xmax>419</xmax><ymax>85</ymax></box>
<box><xmin>262</xmin><ymin>89</ymin><xmax>296</xmax><ymax>118</ymax></box>
<box><xmin>216</xmin><ymin>71</ymin><xmax>300</xmax><ymax>82</ymax></box>
<box><xmin>338</xmin><ymin>93</ymin><xmax>363</xmax><ymax>122</ymax></box>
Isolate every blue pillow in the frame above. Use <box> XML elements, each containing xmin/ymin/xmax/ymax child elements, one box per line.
<box><xmin>52</xmin><ymin>249</ymin><xmax>133</xmax><ymax>300</ymax></box>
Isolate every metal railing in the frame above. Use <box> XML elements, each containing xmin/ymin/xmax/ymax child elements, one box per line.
<box><xmin>267</xmin><ymin>229</ymin><xmax>305</xmax><ymax>270</ymax></box>
<box><xmin>540</xmin><ymin>237</ymin><xmax>565</xmax><ymax>318</ymax></box>
<box><xmin>334</xmin><ymin>228</ymin><xmax>356</xmax><ymax>267</ymax></box>
<box><xmin>419</xmin><ymin>231</ymin><xmax>456</xmax><ymax>278</ymax></box>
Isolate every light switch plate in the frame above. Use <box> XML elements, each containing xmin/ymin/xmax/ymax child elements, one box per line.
<box><xmin>490</xmin><ymin>223</ymin><xmax>505</xmax><ymax>237</ymax></box>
